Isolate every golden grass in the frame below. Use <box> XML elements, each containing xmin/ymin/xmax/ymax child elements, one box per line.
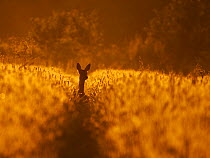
<box><xmin>0</xmin><ymin>64</ymin><xmax>74</xmax><ymax>157</ymax></box>
<box><xmin>88</xmin><ymin>70</ymin><xmax>210</xmax><ymax>158</ymax></box>
<box><xmin>0</xmin><ymin>64</ymin><xmax>209</xmax><ymax>158</ymax></box>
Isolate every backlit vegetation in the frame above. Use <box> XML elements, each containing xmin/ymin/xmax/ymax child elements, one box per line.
<box><xmin>0</xmin><ymin>63</ymin><xmax>209</xmax><ymax>158</ymax></box>
<box><xmin>89</xmin><ymin>69</ymin><xmax>210</xmax><ymax>158</ymax></box>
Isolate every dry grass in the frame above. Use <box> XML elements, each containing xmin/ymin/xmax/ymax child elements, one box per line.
<box><xmin>0</xmin><ymin>64</ymin><xmax>209</xmax><ymax>158</ymax></box>
<box><xmin>88</xmin><ymin>70</ymin><xmax>210</xmax><ymax>158</ymax></box>
<box><xmin>0</xmin><ymin>64</ymin><xmax>74</xmax><ymax>157</ymax></box>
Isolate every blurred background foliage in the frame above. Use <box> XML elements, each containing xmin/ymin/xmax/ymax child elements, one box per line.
<box><xmin>30</xmin><ymin>10</ymin><xmax>103</xmax><ymax>64</ymax></box>
<box><xmin>143</xmin><ymin>0</ymin><xmax>210</xmax><ymax>73</ymax></box>
<box><xmin>0</xmin><ymin>0</ymin><xmax>210</xmax><ymax>74</ymax></box>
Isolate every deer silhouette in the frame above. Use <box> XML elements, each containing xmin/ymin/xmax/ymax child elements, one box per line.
<box><xmin>77</xmin><ymin>63</ymin><xmax>91</xmax><ymax>97</ymax></box>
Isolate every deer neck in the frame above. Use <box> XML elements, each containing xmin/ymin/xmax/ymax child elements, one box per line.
<box><xmin>78</xmin><ymin>79</ymin><xmax>85</xmax><ymax>94</ymax></box>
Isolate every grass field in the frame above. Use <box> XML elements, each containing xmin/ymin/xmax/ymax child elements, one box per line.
<box><xmin>0</xmin><ymin>63</ymin><xmax>209</xmax><ymax>158</ymax></box>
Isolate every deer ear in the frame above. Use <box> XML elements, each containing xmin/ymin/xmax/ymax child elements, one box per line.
<box><xmin>85</xmin><ymin>64</ymin><xmax>91</xmax><ymax>71</ymax></box>
<box><xmin>77</xmin><ymin>63</ymin><xmax>81</xmax><ymax>71</ymax></box>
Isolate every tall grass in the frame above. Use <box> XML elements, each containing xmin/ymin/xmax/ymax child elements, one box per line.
<box><xmin>0</xmin><ymin>64</ymin><xmax>74</xmax><ymax>157</ymax></box>
<box><xmin>87</xmin><ymin>70</ymin><xmax>210</xmax><ymax>158</ymax></box>
<box><xmin>0</xmin><ymin>63</ymin><xmax>209</xmax><ymax>158</ymax></box>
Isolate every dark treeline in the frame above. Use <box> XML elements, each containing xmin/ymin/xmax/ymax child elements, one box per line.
<box><xmin>0</xmin><ymin>0</ymin><xmax>210</xmax><ymax>74</ymax></box>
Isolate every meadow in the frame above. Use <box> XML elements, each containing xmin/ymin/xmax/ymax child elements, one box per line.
<box><xmin>0</xmin><ymin>63</ymin><xmax>209</xmax><ymax>158</ymax></box>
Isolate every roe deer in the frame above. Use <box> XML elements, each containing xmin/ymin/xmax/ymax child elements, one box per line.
<box><xmin>77</xmin><ymin>63</ymin><xmax>91</xmax><ymax>97</ymax></box>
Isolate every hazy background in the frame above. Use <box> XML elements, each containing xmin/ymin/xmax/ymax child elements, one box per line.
<box><xmin>0</xmin><ymin>0</ymin><xmax>209</xmax><ymax>74</ymax></box>
<box><xmin>0</xmin><ymin>0</ymin><xmax>167</xmax><ymax>43</ymax></box>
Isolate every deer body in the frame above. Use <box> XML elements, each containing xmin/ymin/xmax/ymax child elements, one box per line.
<box><xmin>77</xmin><ymin>63</ymin><xmax>91</xmax><ymax>97</ymax></box>
<box><xmin>78</xmin><ymin>80</ymin><xmax>85</xmax><ymax>95</ymax></box>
